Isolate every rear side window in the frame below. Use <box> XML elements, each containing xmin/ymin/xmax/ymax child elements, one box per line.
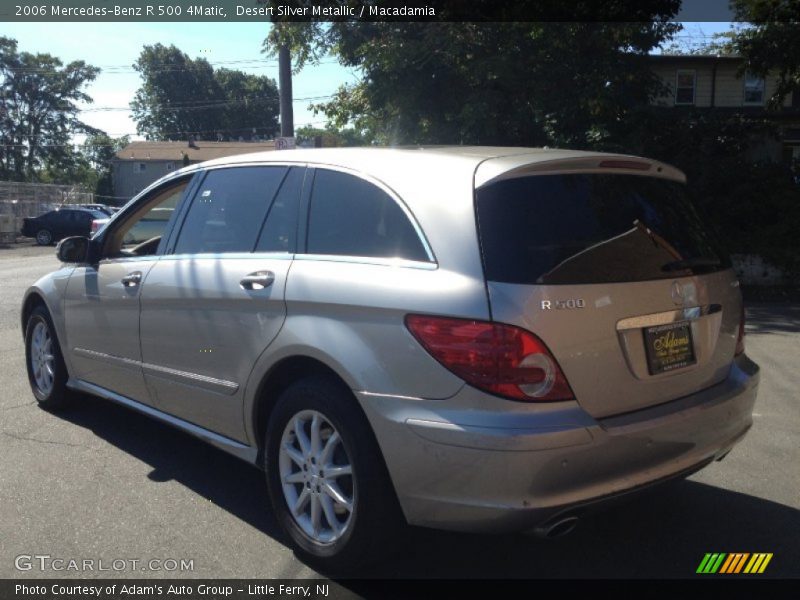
<box><xmin>255</xmin><ymin>167</ymin><xmax>303</xmax><ymax>253</ymax></box>
<box><xmin>306</xmin><ymin>169</ymin><xmax>429</xmax><ymax>262</ymax></box>
<box><xmin>476</xmin><ymin>174</ymin><xmax>731</xmax><ymax>285</ymax></box>
<box><xmin>174</xmin><ymin>166</ymin><xmax>287</xmax><ymax>254</ymax></box>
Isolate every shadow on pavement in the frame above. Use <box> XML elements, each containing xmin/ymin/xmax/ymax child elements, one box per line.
<box><xmin>56</xmin><ymin>394</ymin><xmax>798</xmax><ymax>580</ymax></box>
<box><xmin>56</xmin><ymin>394</ymin><xmax>285</xmax><ymax>544</ymax></box>
<box><xmin>746</xmin><ymin>304</ymin><xmax>800</xmax><ymax>335</ymax></box>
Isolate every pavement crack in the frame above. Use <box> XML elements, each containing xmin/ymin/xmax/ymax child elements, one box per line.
<box><xmin>2</xmin><ymin>430</ymin><xmax>94</xmax><ymax>450</ymax></box>
<box><xmin>0</xmin><ymin>401</ymin><xmax>36</xmax><ymax>411</ymax></box>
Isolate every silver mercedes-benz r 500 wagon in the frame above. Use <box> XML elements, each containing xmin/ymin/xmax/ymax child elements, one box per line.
<box><xmin>22</xmin><ymin>147</ymin><xmax>760</xmax><ymax>570</ymax></box>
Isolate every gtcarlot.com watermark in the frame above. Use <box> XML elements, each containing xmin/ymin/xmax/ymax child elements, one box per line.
<box><xmin>15</xmin><ymin>554</ymin><xmax>194</xmax><ymax>573</ymax></box>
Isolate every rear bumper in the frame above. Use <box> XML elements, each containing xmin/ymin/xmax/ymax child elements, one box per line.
<box><xmin>357</xmin><ymin>354</ymin><xmax>759</xmax><ymax>533</ymax></box>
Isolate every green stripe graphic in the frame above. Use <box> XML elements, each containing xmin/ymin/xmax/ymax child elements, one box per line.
<box><xmin>697</xmin><ymin>553</ymin><xmax>727</xmax><ymax>573</ymax></box>
<box><xmin>697</xmin><ymin>553</ymin><xmax>713</xmax><ymax>573</ymax></box>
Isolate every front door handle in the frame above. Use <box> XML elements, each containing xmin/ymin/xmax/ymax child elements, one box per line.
<box><xmin>239</xmin><ymin>271</ymin><xmax>275</xmax><ymax>290</ymax></box>
<box><xmin>121</xmin><ymin>271</ymin><xmax>142</xmax><ymax>287</ymax></box>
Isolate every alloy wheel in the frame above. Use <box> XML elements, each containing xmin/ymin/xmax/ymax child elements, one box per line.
<box><xmin>30</xmin><ymin>320</ymin><xmax>55</xmax><ymax>396</ymax></box>
<box><xmin>278</xmin><ymin>409</ymin><xmax>356</xmax><ymax>545</ymax></box>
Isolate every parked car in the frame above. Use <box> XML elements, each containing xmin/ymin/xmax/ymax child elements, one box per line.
<box><xmin>21</xmin><ymin>208</ymin><xmax>108</xmax><ymax>245</ymax></box>
<box><xmin>21</xmin><ymin>147</ymin><xmax>759</xmax><ymax>571</ymax></box>
<box><xmin>78</xmin><ymin>203</ymin><xmax>116</xmax><ymax>215</ymax></box>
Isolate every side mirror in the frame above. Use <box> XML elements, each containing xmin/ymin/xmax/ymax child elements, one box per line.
<box><xmin>56</xmin><ymin>236</ymin><xmax>90</xmax><ymax>264</ymax></box>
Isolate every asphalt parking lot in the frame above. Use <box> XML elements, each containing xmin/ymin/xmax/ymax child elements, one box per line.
<box><xmin>0</xmin><ymin>242</ymin><xmax>798</xmax><ymax>580</ymax></box>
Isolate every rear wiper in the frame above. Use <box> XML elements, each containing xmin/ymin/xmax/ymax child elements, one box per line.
<box><xmin>662</xmin><ymin>257</ymin><xmax>722</xmax><ymax>272</ymax></box>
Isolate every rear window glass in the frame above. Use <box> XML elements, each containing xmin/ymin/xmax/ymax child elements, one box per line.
<box><xmin>476</xmin><ymin>174</ymin><xmax>731</xmax><ymax>285</ymax></box>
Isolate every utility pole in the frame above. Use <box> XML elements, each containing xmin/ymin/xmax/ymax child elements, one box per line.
<box><xmin>278</xmin><ymin>45</ymin><xmax>294</xmax><ymax>137</ymax></box>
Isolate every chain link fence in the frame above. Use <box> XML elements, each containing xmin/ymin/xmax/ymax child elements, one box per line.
<box><xmin>0</xmin><ymin>181</ymin><xmax>94</xmax><ymax>243</ymax></box>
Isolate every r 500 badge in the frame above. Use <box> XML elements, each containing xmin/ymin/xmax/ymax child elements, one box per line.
<box><xmin>541</xmin><ymin>299</ymin><xmax>585</xmax><ymax>310</ymax></box>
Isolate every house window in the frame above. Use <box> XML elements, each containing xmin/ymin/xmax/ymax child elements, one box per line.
<box><xmin>134</xmin><ymin>162</ymin><xmax>147</xmax><ymax>173</ymax></box>
<box><xmin>675</xmin><ymin>70</ymin><xmax>696</xmax><ymax>105</ymax></box>
<box><xmin>166</xmin><ymin>162</ymin><xmax>175</xmax><ymax>171</ymax></box>
<box><xmin>744</xmin><ymin>72</ymin><xmax>765</xmax><ymax>105</ymax></box>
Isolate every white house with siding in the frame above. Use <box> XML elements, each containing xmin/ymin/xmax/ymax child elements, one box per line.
<box><xmin>649</xmin><ymin>54</ymin><xmax>800</xmax><ymax>164</ymax></box>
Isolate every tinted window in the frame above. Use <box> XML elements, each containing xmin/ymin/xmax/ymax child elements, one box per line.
<box><xmin>476</xmin><ymin>174</ymin><xmax>731</xmax><ymax>285</ymax></box>
<box><xmin>174</xmin><ymin>166</ymin><xmax>287</xmax><ymax>254</ymax></box>
<box><xmin>306</xmin><ymin>169</ymin><xmax>429</xmax><ymax>262</ymax></box>
<box><xmin>255</xmin><ymin>167</ymin><xmax>303</xmax><ymax>253</ymax></box>
<box><xmin>122</xmin><ymin>185</ymin><xmax>185</xmax><ymax>247</ymax></box>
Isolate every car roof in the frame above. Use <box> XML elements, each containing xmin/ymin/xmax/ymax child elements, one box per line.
<box><xmin>200</xmin><ymin>146</ymin><xmax>605</xmax><ymax>169</ymax></box>
<box><xmin>196</xmin><ymin>145</ymin><xmax>686</xmax><ymax>186</ymax></box>
<box><xmin>54</xmin><ymin>207</ymin><xmax>106</xmax><ymax>216</ymax></box>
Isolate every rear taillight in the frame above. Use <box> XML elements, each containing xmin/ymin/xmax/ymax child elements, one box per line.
<box><xmin>90</xmin><ymin>220</ymin><xmax>100</xmax><ymax>235</ymax></box>
<box><xmin>735</xmin><ymin>303</ymin><xmax>746</xmax><ymax>356</ymax></box>
<box><xmin>405</xmin><ymin>315</ymin><xmax>574</xmax><ymax>402</ymax></box>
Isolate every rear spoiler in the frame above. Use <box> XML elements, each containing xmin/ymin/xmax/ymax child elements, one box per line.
<box><xmin>475</xmin><ymin>153</ymin><xmax>686</xmax><ymax>188</ymax></box>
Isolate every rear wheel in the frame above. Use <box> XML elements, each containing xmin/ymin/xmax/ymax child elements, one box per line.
<box><xmin>25</xmin><ymin>305</ymin><xmax>71</xmax><ymax>410</ymax></box>
<box><xmin>265</xmin><ymin>376</ymin><xmax>404</xmax><ymax>572</ymax></box>
<box><xmin>35</xmin><ymin>229</ymin><xmax>53</xmax><ymax>245</ymax></box>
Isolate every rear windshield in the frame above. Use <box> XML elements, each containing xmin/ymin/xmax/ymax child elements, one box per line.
<box><xmin>476</xmin><ymin>174</ymin><xmax>731</xmax><ymax>285</ymax></box>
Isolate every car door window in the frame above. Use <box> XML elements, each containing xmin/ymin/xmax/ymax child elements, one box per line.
<box><xmin>103</xmin><ymin>177</ymin><xmax>193</xmax><ymax>259</ymax></box>
<box><xmin>255</xmin><ymin>166</ymin><xmax>304</xmax><ymax>253</ymax></box>
<box><xmin>306</xmin><ymin>169</ymin><xmax>429</xmax><ymax>262</ymax></box>
<box><xmin>173</xmin><ymin>166</ymin><xmax>288</xmax><ymax>255</ymax></box>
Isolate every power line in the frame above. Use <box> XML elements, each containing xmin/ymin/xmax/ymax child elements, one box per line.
<box><xmin>1</xmin><ymin>120</ymin><xmax>332</xmax><ymax>148</ymax></box>
<box><xmin>79</xmin><ymin>94</ymin><xmax>334</xmax><ymax>113</ymax></box>
<box><xmin>2</xmin><ymin>117</ymin><xmax>332</xmax><ymax>140</ymax></box>
<box><xmin>2</xmin><ymin>58</ymin><xmax>339</xmax><ymax>75</ymax></box>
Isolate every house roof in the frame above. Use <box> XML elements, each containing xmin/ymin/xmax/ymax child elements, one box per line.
<box><xmin>114</xmin><ymin>140</ymin><xmax>276</xmax><ymax>161</ymax></box>
<box><xmin>648</xmin><ymin>53</ymin><xmax>743</xmax><ymax>63</ymax></box>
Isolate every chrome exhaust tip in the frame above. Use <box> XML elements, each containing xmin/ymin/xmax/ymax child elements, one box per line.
<box><xmin>532</xmin><ymin>515</ymin><xmax>580</xmax><ymax>539</ymax></box>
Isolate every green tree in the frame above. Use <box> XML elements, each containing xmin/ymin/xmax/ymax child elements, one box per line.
<box><xmin>214</xmin><ymin>68</ymin><xmax>280</xmax><ymax>139</ymax></box>
<box><xmin>83</xmin><ymin>133</ymin><xmax>130</xmax><ymax>197</ymax></box>
<box><xmin>731</xmin><ymin>0</ymin><xmax>800</xmax><ymax>107</ymax></box>
<box><xmin>131</xmin><ymin>44</ymin><xmax>279</xmax><ymax>141</ymax></box>
<box><xmin>262</xmin><ymin>5</ymin><xmax>681</xmax><ymax>146</ymax></box>
<box><xmin>0</xmin><ymin>36</ymin><xmax>99</xmax><ymax>181</ymax></box>
<box><xmin>295</xmin><ymin>124</ymin><xmax>371</xmax><ymax>147</ymax></box>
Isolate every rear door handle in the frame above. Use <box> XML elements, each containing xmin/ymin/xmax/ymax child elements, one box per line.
<box><xmin>121</xmin><ymin>271</ymin><xmax>142</xmax><ymax>287</ymax></box>
<box><xmin>239</xmin><ymin>271</ymin><xmax>275</xmax><ymax>290</ymax></box>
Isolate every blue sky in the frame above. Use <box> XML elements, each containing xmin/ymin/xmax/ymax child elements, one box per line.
<box><xmin>3</xmin><ymin>22</ymin><xmax>359</xmax><ymax>140</ymax></box>
<box><xmin>3</xmin><ymin>21</ymin><xmax>732</xmax><ymax>142</ymax></box>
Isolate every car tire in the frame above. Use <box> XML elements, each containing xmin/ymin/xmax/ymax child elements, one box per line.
<box><xmin>25</xmin><ymin>305</ymin><xmax>72</xmax><ymax>410</ymax></box>
<box><xmin>35</xmin><ymin>229</ymin><xmax>53</xmax><ymax>245</ymax></box>
<box><xmin>265</xmin><ymin>375</ymin><xmax>405</xmax><ymax>573</ymax></box>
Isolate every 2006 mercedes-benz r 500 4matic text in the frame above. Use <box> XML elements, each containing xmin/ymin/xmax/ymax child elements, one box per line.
<box><xmin>22</xmin><ymin>147</ymin><xmax>760</xmax><ymax>570</ymax></box>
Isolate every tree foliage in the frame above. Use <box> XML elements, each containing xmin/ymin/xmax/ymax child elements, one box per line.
<box><xmin>262</xmin><ymin>4</ymin><xmax>681</xmax><ymax>146</ymax></box>
<box><xmin>0</xmin><ymin>36</ymin><xmax>99</xmax><ymax>181</ymax></box>
<box><xmin>731</xmin><ymin>0</ymin><xmax>800</xmax><ymax>107</ymax></box>
<box><xmin>130</xmin><ymin>44</ymin><xmax>280</xmax><ymax>141</ymax></box>
<box><xmin>295</xmin><ymin>124</ymin><xmax>371</xmax><ymax>147</ymax></box>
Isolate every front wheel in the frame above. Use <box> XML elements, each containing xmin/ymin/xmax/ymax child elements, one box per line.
<box><xmin>35</xmin><ymin>229</ymin><xmax>53</xmax><ymax>245</ymax></box>
<box><xmin>265</xmin><ymin>376</ymin><xmax>404</xmax><ymax>572</ymax></box>
<box><xmin>25</xmin><ymin>305</ymin><xmax>71</xmax><ymax>410</ymax></box>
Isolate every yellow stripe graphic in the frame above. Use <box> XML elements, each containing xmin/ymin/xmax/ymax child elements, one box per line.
<box><xmin>746</xmin><ymin>553</ymin><xmax>771</xmax><ymax>573</ymax></box>
<box><xmin>757</xmin><ymin>553</ymin><xmax>773</xmax><ymax>574</ymax></box>
<box><xmin>743</xmin><ymin>554</ymin><xmax>758</xmax><ymax>573</ymax></box>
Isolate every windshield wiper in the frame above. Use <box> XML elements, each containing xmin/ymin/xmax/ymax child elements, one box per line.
<box><xmin>662</xmin><ymin>257</ymin><xmax>722</xmax><ymax>272</ymax></box>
